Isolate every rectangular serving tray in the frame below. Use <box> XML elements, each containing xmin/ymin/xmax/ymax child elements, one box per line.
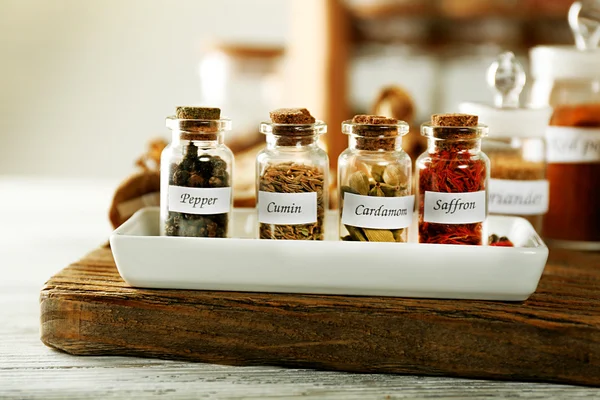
<box><xmin>110</xmin><ymin>207</ymin><xmax>548</xmax><ymax>301</ymax></box>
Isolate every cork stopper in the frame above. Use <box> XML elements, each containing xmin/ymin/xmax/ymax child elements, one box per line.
<box><xmin>343</xmin><ymin>114</ymin><xmax>407</xmax><ymax>151</ymax></box>
<box><xmin>269</xmin><ymin>108</ymin><xmax>316</xmax><ymax>124</ymax></box>
<box><xmin>422</xmin><ymin>113</ymin><xmax>487</xmax><ymax>142</ymax></box>
<box><xmin>166</xmin><ymin>106</ymin><xmax>230</xmax><ymax>141</ymax></box>
<box><xmin>176</xmin><ymin>106</ymin><xmax>221</xmax><ymax>120</ymax></box>
<box><xmin>432</xmin><ymin>113</ymin><xmax>478</xmax><ymax>127</ymax></box>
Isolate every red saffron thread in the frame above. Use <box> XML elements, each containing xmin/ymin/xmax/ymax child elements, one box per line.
<box><xmin>418</xmin><ymin>147</ymin><xmax>487</xmax><ymax>245</ymax></box>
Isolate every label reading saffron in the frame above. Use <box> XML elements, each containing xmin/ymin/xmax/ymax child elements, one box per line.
<box><xmin>168</xmin><ymin>185</ymin><xmax>231</xmax><ymax>215</ymax></box>
<box><xmin>258</xmin><ymin>191</ymin><xmax>317</xmax><ymax>225</ymax></box>
<box><xmin>489</xmin><ymin>179</ymin><xmax>549</xmax><ymax>215</ymax></box>
<box><xmin>546</xmin><ymin>127</ymin><xmax>600</xmax><ymax>163</ymax></box>
<box><xmin>342</xmin><ymin>193</ymin><xmax>414</xmax><ymax>229</ymax></box>
<box><xmin>423</xmin><ymin>191</ymin><xmax>486</xmax><ymax>224</ymax></box>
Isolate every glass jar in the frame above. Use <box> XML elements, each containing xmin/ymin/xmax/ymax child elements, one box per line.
<box><xmin>338</xmin><ymin>117</ymin><xmax>413</xmax><ymax>242</ymax></box>
<box><xmin>530</xmin><ymin>46</ymin><xmax>600</xmax><ymax>250</ymax></box>
<box><xmin>417</xmin><ymin>115</ymin><xmax>490</xmax><ymax>245</ymax></box>
<box><xmin>460</xmin><ymin>103</ymin><xmax>552</xmax><ymax>233</ymax></box>
<box><xmin>256</xmin><ymin>120</ymin><xmax>329</xmax><ymax>240</ymax></box>
<box><xmin>160</xmin><ymin>116</ymin><xmax>234</xmax><ymax>238</ymax></box>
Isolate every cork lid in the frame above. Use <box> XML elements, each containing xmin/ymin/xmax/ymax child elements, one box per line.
<box><xmin>421</xmin><ymin>113</ymin><xmax>488</xmax><ymax>139</ymax></box>
<box><xmin>260</xmin><ymin>108</ymin><xmax>327</xmax><ymax>136</ymax></box>
<box><xmin>342</xmin><ymin>114</ymin><xmax>409</xmax><ymax>136</ymax></box>
<box><xmin>166</xmin><ymin>106</ymin><xmax>232</xmax><ymax>137</ymax></box>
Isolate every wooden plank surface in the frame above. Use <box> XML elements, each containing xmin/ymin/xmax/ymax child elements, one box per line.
<box><xmin>39</xmin><ymin>247</ymin><xmax>600</xmax><ymax>387</ymax></box>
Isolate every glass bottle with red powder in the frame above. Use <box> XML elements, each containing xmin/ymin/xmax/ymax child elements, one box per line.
<box><xmin>417</xmin><ymin>114</ymin><xmax>490</xmax><ymax>245</ymax></box>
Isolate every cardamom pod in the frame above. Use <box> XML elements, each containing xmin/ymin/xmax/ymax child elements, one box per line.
<box><xmin>371</xmin><ymin>165</ymin><xmax>385</xmax><ymax>183</ymax></box>
<box><xmin>346</xmin><ymin>225</ymin><xmax>367</xmax><ymax>241</ymax></box>
<box><xmin>379</xmin><ymin>183</ymin><xmax>397</xmax><ymax>197</ymax></box>
<box><xmin>369</xmin><ymin>185</ymin><xmax>385</xmax><ymax>197</ymax></box>
<box><xmin>348</xmin><ymin>171</ymin><xmax>370</xmax><ymax>195</ymax></box>
<box><xmin>363</xmin><ymin>228</ymin><xmax>395</xmax><ymax>242</ymax></box>
<box><xmin>382</xmin><ymin>164</ymin><xmax>407</xmax><ymax>186</ymax></box>
<box><xmin>392</xmin><ymin>228</ymin><xmax>406</xmax><ymax>242</ymax></box>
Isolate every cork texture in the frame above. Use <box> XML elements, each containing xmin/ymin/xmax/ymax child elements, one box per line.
<box><xmin>432</xmin><ymin>113</ymin><xmax>478</xmax><ymax>127</ymax></box>
<box><xmin>176</xmin><ymin>107</ymin><xmax>221</xmax><ymax>120</ymax></box>
<box><xmin>270</xmin><ymin>108</ymin><xmax>315</xmax><ymax>124</ymax></box>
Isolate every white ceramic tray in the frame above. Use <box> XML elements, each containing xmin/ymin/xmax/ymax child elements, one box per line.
<box><xmin>110</xmin><ymin>207</ymin><xmax>549</xmax><ymax>301</ymax></box>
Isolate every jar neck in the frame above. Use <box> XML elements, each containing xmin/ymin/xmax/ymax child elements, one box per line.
<box><xmin>427</xmin><ymin>137</ymin><xmax>482</xmax><ymax>154</ymax></box>
<box><xmin>172</xmin><ymin>130</ymin><xmax>224</xmax><ymax>148</ymax></box>
<box><xmin>265</xmin><ymin>134</ymin><xmax>320</xmax><ymax>149</ymax></box>
<box><xmin>348</xmin><ymin>135</ymin><xmax>402</xmax><ymax>151</ymax></box>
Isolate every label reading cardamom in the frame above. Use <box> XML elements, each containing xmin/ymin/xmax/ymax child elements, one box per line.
<box><xmin>342</xmin><ymin>193</ymin><xmax>414</xmax><ymax>229</ymax></box>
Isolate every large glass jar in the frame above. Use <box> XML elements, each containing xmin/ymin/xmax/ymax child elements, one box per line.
<box><xmin>530</xmin><ymin>46</ymin><xmax>600</xmax><ymax>250</ymax></box>
<box><xmin>256</xmin><ymin>112</ymin><xmax>329</xmax><ymax>240</ymax></box>
<box><xmin>160</xmin><ymin>112</ymin><xmax>234</xmax><ymax>238</ymax></box>
<box><xmin>338</xmin><ymin>116</ymin><xmax>413</xmax><ymax>242</ymax></box>
<box><xmin>460</xmin><ymin>103</ymin><xmax>552</xmax><ymax>233</ymax></box>
<box><xmin>417</xmin><ymin>114</ymin><xmax>490</xmax><ymax>245</ymax></box>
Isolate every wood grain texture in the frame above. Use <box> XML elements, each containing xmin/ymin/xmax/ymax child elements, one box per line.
<box><xmin>40</xmin><ymin>248</ymin><xmax>600</xmax><ymax>387</ymax></box>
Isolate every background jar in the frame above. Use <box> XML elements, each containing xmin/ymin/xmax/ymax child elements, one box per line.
<box><xmin>161</xmin><ymin>117</ymin><xmax>234</xmax><ymax>238</ymax></box>
<box><xmin>530</xmin><ymin>46</ymin><xmax>600</xmax><ymax>250</ymax></box>
<box><xmin>460</xmin><ymin>103</ymin><xmax>552</xmax><ymax>233</ymax></box>
<box><xmin>417</xmin><ymin>122</ymin><xmax>490</xmax><ymax>245</ymax></box>
<box><xmin>338</xmin><ymin>119</ymin><xmax>412</xmax><ymax>242</ymax></box>
<box><xmin>256</xmin><ymin>122</ymin><xmax>329</xmax><ymax>240</ymax></box>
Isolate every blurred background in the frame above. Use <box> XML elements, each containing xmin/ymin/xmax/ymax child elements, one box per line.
<box><xmin>0</xmin><ymin>0</ymin><xmax>576</xmax><ymax>180</ymax></box>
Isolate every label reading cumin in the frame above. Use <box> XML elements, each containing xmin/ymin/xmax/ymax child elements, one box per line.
<box><xmin>342</xmin><ymin>192</ymin><xmax>414</xmax><ymax>229</ymax></box>
<box><xmin>423</xmin><ymin>191</ymin><xmax>486</xmax><ymax>224</ymax></box>
<box><xmin>258</xmin><ymin>191</ymin><xmax>317</xmax><ymax>225</ymax></box>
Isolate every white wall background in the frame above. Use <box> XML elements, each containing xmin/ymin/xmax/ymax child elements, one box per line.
<box><xmin>0</xmin><ymin>0</ymin><xmax>289</xmax><ymax>178</ymax></box>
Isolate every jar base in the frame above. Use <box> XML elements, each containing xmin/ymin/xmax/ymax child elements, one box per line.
<box><xmin>545</xmin><ymin>238</ymin><xmax>600</xmax><ymax>251</ymax></box>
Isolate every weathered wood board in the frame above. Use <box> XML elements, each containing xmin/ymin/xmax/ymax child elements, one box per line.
<box><xmin>40</xmin><ymin>247</ymin><xmax>600</xmax><ymax>386</ymax></box>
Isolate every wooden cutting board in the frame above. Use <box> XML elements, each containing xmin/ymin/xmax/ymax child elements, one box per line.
<box><xmin>40</xmin><ymin>247</ymin><xmax>600</xmax><ymax>387</ymax></box>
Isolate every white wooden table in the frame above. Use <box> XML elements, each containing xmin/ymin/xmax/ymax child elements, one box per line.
<box><xmin>1</xmin><ymin>177</ymin><xmax>599</xmax><ymax>399</ymax></box>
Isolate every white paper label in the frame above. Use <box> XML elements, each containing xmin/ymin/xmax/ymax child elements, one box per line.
<box><xmin>258</xmin><ymin>191</ymin><xmax>317</xmax><ymax>225</ymax></box>
<box><xmin>168</xmin><ymin>185</ymin><xmax>231</xmax><ymax>215</ymax></box>
<box><xmin>546</xmin><ymin>127</ymin><xmax>600</xmax><ymax>163</ymax></box>
<box><xmin>423</xmin><ymin>191</ymin><xmax>486</xmax><ymax>224</ymax></box>
<box><xmin>489</xmin><ymin>179</ymin><xmax>549</xmax><ymax>215</ymax></box>
<box><xmin>342</xmin><ymin>193</ymin><xmax>414</xmax><ymax>229</ymax></box>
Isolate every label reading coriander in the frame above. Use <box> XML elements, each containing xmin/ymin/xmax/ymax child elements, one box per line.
<box><xmin>342</xmin><ymin>193</ymin><xmax>414</xmax><ymax>229</ymax></box>
<box><xmin>489</xmin><ymin>179</ymin><xmax>549</xmax><ymax>215</ymax></box>
<box><xmin>423</xmin><ymin>191</ymin><xmax>486</xmax><ymax>224</ymax></box>
<box><xmin>546</xmin><ymin>127</ymin><xmax>600</xmax><ymax>163</ymax></box>
<box><xmin>258</xmin><ymin>191</ymin><xmax>317</xmax><ymax>225</ymax></box>
<box><xmin>168</xmin><ymin>185</ymin><xmax>231</xmax><ymax>215</ymax></box>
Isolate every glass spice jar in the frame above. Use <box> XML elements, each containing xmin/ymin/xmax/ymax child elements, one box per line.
<box><xmin>530</xmin><ymin>46</ymin><xmax>600</xmax><ymax>249</ymax></box>
<box><xmin>256</xmin><ymin>108</ymin><xmax>329</xmax><ymax>240</ymax></box>
<box><xmin>338</xmin><ymin>115</ymin><xmax>413</xmax><ymax>242</ymax></box>
<box><xmin>417</xmin><ymin>114</ymin><xmax>490</xmax><ymax>245</ymax></box>
<box><xmin>460</xmin><ymin>52</ymin><xmax>552</xmax><ymax>233</ymax></box>
<box><xmin>160</xmin><ymin>107</ymin><xmax>234</xmax><ymax>238</ymax></box>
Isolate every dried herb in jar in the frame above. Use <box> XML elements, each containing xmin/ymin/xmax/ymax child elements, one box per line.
<box><xmin>339</xmin><ymin>114</ymin><xmax>413</xmax><ymax>242</ymax></box>
<box><xmin>162</xmin><ymin>106</ymin><xmax>232</xmax><ymax>238</ymax></box>
<box><xmin>259</xmin><ymin>162</ymin><xmax>325</xmax><ymax>240</ymax></box>
<box><xmin>418</xmin><ymin>114</ymin><xmax>489</xmax><ymax>245</ymax></box>
<box><xmin>257</xmin><ymin>108</ymin><xmax>328</xmax><ymax>240</ymax></box>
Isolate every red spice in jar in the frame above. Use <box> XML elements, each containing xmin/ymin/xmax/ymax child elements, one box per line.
<box><xmin>418</xmin><ymin>114</ymin><xmax>489</xmax><ymax>245</ymax></box>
